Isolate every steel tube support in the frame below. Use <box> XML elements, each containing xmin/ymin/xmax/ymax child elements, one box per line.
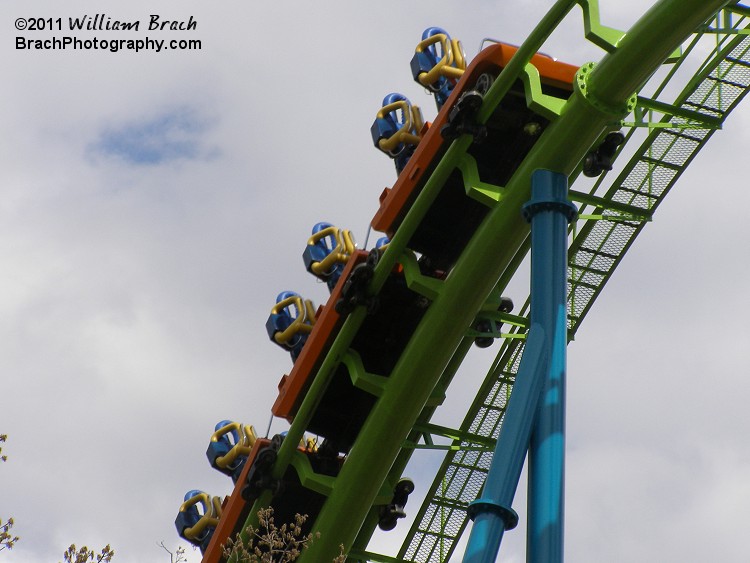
<box><xmin>524</xmin><ymin>170</ymin><xmax>574</xmax><ymax>563</ymax></box>
<box><xmin>461</xmin><ymin>170</ymin><xmax>574</xmax><ymax>563</ymax></box>
<box><xmin>462</xmin><ymin>323</ymin><xmax>547</xmax><ymax>563</ymax></box>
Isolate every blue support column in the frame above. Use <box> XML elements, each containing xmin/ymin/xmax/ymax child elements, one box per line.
<box><xmin>462</xmin><ymin>324</ymin><xmax>546</xmax><ymax>563</ymax></box>
<box><xmin>461</xmin><ymin>170</ymin><xmax>574</xmax><ymax>563</ymax></box>
<box><xmin>524</xmin><ymin>170</ymin><xmax>574</xmax><ymax>563</ymax></box>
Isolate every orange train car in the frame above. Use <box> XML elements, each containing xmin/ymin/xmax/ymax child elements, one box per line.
<box><xmin>198</xmin><ymin>437</ymin><xmax>273</xmax><ymax>563</ymax></box>
<box><xmin>372</xmin><ymin>42</ymin><xmax>579</xmax><ymax>271</ymax></box>
<box><xmin>198</xmin><ymin>435</ymin><xmax>342</xmax><ymax>562</ymax></box>
<box><xmin>269</xmin><ymin>42</ymin><xmax>578</xmax><ymax>453</ymax></box>
<box><xmin>272</xmin><ymin>248</ymin><xmax>431</xmax><ymax>453</ymax></box>
<box><xmin>272</xmin><ymin>249</ymin><xmax>369</xmax><ymax>423</ymax></box>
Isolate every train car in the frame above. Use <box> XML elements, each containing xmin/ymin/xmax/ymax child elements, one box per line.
<box><xmin>181</xmin><ymin>438</ymin><xmax>272</xmax><ymax>561</ymax></box>
<box><xmin>181</xmin><ymin>429</ymin><xmax>343</xmax><ymax>562</ymax></box>
<box><xmin>272</xmin><ymin>249</ymin><xmax>369</xmax><ymax>424</ymax></box>
<box><xmin>177</xmin><ymin>34</ymin><xmax>578</xmax><ymax>559</ymax></box>
<box><xmin>371</xmin><ymin>40</ymin><xmax>579</xmax><ymax>271</ymax></box>
<box><xmin>269</xmin><ymin>37</ymin><xmax>575</xmax><ymax>456</ymax></box>
<box><xmin>272</xmin><ymin>246</ymin><xmax>435</xmax><ymax>454</ymax></box>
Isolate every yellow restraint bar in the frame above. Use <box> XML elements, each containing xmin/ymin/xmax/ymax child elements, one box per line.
<box><xmin>414</xmin><ymin>33</ymin><xmax>466</xmax><ymax>87</ymax></box>
<box><xmin>271</xmin><ymin>294</ymin><xmax>317</xmax><ymax>345</ymax></box>
<box><xmin>376</xmin><ymin>99</ymin><xmax>425</xmax><ymax>154</ymax></box>
<box><xmin>307</xmin><ymin>225</ymin><xmax>356</xmax><ymax>276</ymax></box>
<box><xmin>210</xmin><ymin>422</ymin><xmax>258</xmax><ymax>470</ymax></box>
<box><xmin>180</xmin><ymin>492</ymin><xmax>223</xmax><ymax>541</ymax></box>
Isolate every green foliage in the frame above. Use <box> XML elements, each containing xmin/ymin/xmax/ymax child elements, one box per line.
<box><xmin>0</xmin><ymin>434</ymin><xmax>20</xmax><ymax>551</ymax></box>
<box><xmin>223</xmin><ymin>508</ymin><xmax>345</xmax><ymax>563</ymax></box>
<box><xmin>0</xmin><ymin>518</ymin><xmax>20</xmax><ymax>551</ymax></box>
<box><xmin>60</xmin><ymin>544</ymin><xmax>115</xmax><ymax>563</ymax></box>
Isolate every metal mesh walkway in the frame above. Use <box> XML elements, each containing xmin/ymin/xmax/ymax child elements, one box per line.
<box><xmin>569</xmin><ymin>35</ymin><xmax>750</xmax><ymax>329</ymax></box>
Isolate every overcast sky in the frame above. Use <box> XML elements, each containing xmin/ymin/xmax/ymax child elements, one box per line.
<box><xmin>1</xmin><ymin>1</ymin><xmax>748</xmax><ymax>562</ymax></box>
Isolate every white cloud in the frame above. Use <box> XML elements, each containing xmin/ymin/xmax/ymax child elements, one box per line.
<box><xmin>0</xmin><ymin>1</ymin><xmax>746</xmax><ymax>562</ymax></box>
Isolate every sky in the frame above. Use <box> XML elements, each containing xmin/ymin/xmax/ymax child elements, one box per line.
<box><xmin>1</xmin><ymin>1</ymin><xmax>749</xmax><ymax>562</ymax></box>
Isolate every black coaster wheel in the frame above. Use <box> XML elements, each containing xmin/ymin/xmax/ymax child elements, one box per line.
<box><xmin>474</xmin><ymin>72</ymin><xmax>495</xmax><ymax>96</ymax></box>
<box><xmin>441</xmin><ymin>87</ymin><xmax>487</xmax><ymax>143</ymax></box>
<box><xmin>335</xmin><ymin>257</ymin><xmax>377</xmax><ymax>316</ymax></box>
<box><xmin>474</xmin><ymin>297</ymin><xmax>513</xmax><ymax>348</ymax></box>
<box><xmin>499</xmin><ymin>296</ymin><xmax>514</xmax><ymax>314</ymax></box>
<box><xmin>393</xmin><ymin>477</ymin><xmax>415</xmax><ymax>500</ymax></box>
<box><xmin>378</xmin><ymin>477</ymin><xmax>415</xmax><ymax>531</ymax></box>
<box><xmin>241</xmin><ymin>446</ymin><xmax>280</xmax><ymax>502</ymax></box>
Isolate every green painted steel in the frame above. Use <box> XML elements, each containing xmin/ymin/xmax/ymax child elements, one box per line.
<box><xmin>289</xmin><ymin>1</ymin><xmax>733</xmax><ymax>562</ymax></box>
<box><xmin>348</xmin><ymin>336</ymin><xmax>480</xmax><ymax>556</ymax></box>
<box><xmin>568</xmin><ymin>14</ymin><xmax>750</xmax><ymax>333</ymax></box>
<box><xmin>397</xmin><ymin>8</ymin><xmax>750</xmax><ymax>563</ymax></box>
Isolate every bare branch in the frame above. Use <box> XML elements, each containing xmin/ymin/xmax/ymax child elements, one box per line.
<box><xmin>159</xmin><ymin>541</ymin><xmax>188</xmax><ymax>562</ymax></box>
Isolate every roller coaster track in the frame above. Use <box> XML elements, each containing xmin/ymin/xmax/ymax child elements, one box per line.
<box><xmin>376</xmin><ymin>6</ymin><xmax>750</xmax><ymax>563</ymax></box>
<box><xmin>206</xmin><ymin>1</ymin><xmax>750</xmax><ymax>562</ymax></box>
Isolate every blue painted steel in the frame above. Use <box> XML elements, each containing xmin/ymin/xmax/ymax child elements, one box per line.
<box><xmin>463</xmin><ymin>324</ymin><xmax>547</xmax><ymax>563</ymax></box>
<box><xmin>524</xmin><ymin>170</ymin><xmax>574</xmax><ymax>563</ymax></box>
<box><xmin>462</xmin><ymin>170</ymin><xmax>574</xmax><ymax>563</ymax></box>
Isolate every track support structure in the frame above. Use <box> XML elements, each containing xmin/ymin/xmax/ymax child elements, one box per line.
<box><xmin>463</xmin><ymin>169</ymin><xmax>575</xmax><ymax>563</ymax></box>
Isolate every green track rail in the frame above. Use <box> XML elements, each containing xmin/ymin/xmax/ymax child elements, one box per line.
<box><xmin>224</xmin><ymin>2</ymin><xmax>750</xmax><ymax>563</ymax></box>
<box><xmin>386</xmin><ymin>9</ymin><xmax>750</xmax><ymax>563</ymax></box>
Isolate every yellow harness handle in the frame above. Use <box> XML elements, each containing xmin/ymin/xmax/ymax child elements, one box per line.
<box><xmin>271</xmin><ymin>295</ymin><xmax>316</xmax><ymax>345</ymax></box>
<box><xmin>308</xmin><ymin>226</ymin><xmax>355</xmax><ymax>275</ymax></box>
<box><xmin>210</xmin><ymin>422</ymin><xmax>257</xmax><ymax>470</ymax></box>
<box><xmin>376</xmin><ymin>99</ymin><xmax>425</xmax><ymax>154</ymax></box>
<box><xmin>180</xmin><ymin>493</ymin><xmax>223</xmax><ymax>540</ymax></box>
<box><xmin>414</xmin><ymin>33</ymin><xmax>466</xmax><ymax>87</ymax></box>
